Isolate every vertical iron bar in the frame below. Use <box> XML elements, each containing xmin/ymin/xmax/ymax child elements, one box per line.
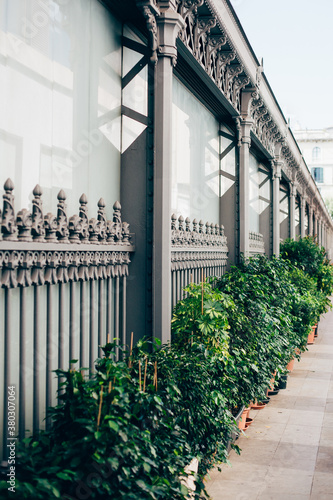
<box><xmin>122</xmin><ymin>276</ymin><xmax>127</xmax><ymax>354</ymax></box>
<box><xmin>3</xmin><ymin>288</ymin><xmax>11</xmax><ymax>460</ymax></box>
<box><xmin>89</xmin><ymin>280</ymin><xmax>95</xmax><ymax>371</ymax></box>
<box><xmin>80</xmin><ymin>281</ymin><xmax>86</xmax><ymax>368</ymax></box>
<box><xmin>33</xmin><ymin>285</ymin><xmax>40</xmax><ymax>436</ymax></box>
<box><xmin>177</xmin><ymin>270</ymin><xmax>181</xmax><ymax>302</ymax></box>
<box><xmin>46</xmin><ymin>284</ymin><xmax>52</xmax><ymax>431</ymax></box>
<box><xmin>58</xmin><ymin>283</ymin><xmax>65</xmax><ymax>396</ymax></box>
<box><xmin>172</xmin><ymin>271</ymin><xmax>176</xmax><ymax>310</ymax></box>
<box><xmin>115</xmin><ymin>276</ymin><xmax>120</xmax><ymax>361</ymax></box>
<box><xmin>180</xmin><ymin>270</ymin><xmax>184</xmax><ymax>300</ymax></box>
<box><xmin>98</xmin><ymin>280</ymin><xmax>103</xmax><ymax>357</ymax></box>
<box><xmin>19</xmin><ymin>287</ymin><xmax>26</xmax><ymax>439</ymax></box>
<box><xmin>69</xmin><ymin>281</ymin><xmax>75</xmax><ymax>363</ymax></box>
<box><xmin>106</xmin><ymin>277</ymin><xmax>112</xmax><ymax>342</ymax></box>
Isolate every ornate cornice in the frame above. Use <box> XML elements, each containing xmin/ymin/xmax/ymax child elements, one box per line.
<box><xmin>175</xmin><ymin>0</ymin><xmax>253</xmax><ymax>113</ymax></box>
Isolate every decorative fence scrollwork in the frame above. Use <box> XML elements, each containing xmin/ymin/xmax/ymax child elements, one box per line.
<box><xmin>249</xmin><ymin>231</ymin><xmax>265</xmax><ymax>255</ymax></box>
<box><xmin>0</xmin><ymin>179</ymin><xmax>134</xmax><ymax>463</ymax></box>
<box><xmin>171</xmin><ymin>213</ymin><xmax>228</xmax><ymax>310</ymax></box>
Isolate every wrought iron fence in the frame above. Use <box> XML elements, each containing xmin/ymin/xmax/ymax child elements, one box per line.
<box><xmin>0</xmin><ymin>179</ymin><xmax>134</xmax><ymax>462</ymax></box>
<box><xmin>171</xmin><ymin>214</ymin><xmax>228</xmax><ymax>311</ymax></box>
<box><xmin>249</xmin><ymin>231</ymin><xmax>265</xmax><ymax>255</ymax></box>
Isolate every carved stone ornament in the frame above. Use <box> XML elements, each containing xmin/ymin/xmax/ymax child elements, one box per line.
<box><xmin>2</xmin><ymin>178</ymin><xmax>17</xmax><ymax>241</ymax></box>
<box><xmin>0</xmin><ymin>180</ymin><xmax>134</xmax><ymax>289</ymax></box>
<box><xmin>31</xmin><ymin>184</ymin><xmax>45</xmax><ymax>242</ymax></box>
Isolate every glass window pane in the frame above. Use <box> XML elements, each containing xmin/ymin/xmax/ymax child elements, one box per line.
<box><xmin>172</xmin><ymin>78</ymin><xmax>219</xmax><ymax>222</ymax></box>
<box><xmin>0</xmin><ymin>0</ymin><xmax>122</xmax><ymax>220</ymax></box>
<box><xmin>249</xmin><ymin>154</ymin><xmax>260</xmax><ymax>232</ymax></box>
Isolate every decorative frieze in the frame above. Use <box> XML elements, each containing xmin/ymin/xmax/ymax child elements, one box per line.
<box><xmin>0</xmin><ymin>179</ymin><xmax>134</xmax><ymax>288</ymax></box>
<box><xmin>175</xmin><ymin>0</ymin><xmax>251</xmax><ymax>113</ymax></box>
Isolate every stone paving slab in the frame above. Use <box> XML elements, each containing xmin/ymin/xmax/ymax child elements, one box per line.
<box><xmin>205</xmin><ymin>303</ymin><xmax>333</xmax><ymax>499</ymax></box>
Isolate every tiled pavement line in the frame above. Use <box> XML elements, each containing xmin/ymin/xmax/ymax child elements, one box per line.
<box><xmin>205</xmin><ymin>304</ymin><xmax>333</xmax><ymax>500</ymax></box>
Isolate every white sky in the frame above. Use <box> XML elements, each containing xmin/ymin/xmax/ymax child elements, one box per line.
<box><xmin>229</xmin><ymin>0</ymin><xmax>333</xmax><ymax>131</ymax></box>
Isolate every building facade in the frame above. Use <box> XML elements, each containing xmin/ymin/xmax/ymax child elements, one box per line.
<box><xmin>293</xmin><ymin>127</ymin><xmax>333</xmax><ymax>206</ymax></box>
<box><xmin>0</xmin><ymin>0</ymin><xmax>332</xmax><ymax>462</ymax></box>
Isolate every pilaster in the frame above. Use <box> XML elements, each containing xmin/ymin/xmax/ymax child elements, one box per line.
<box><xmin>237</xmin><ymin>118</ymin><xmax>252</xmax><ymax>258</ymax></box>
<box><xmin>152</xmin><ymin>3</ymin><xmax>184</xmax><ymax>342</ymax></box>
<box><xmin>308</xmin><ymin>203</ymin><xmax>313</xmax><ymax>236</ymax></box>
<box><xmin>271</xmin><ymin>160</ymin><xmax>282</xmax><ymax>255</ymax></box>
<box><xmin>236</xmin><ymin>89</ymin><xmax>255</xmax><ymax>259</ymax></box>
<box><xmin>300</xmin><ymin>196</ymin><xmax>306</xmax><ymax>238</ymax></box>
<box><xmin>289</xmin><ymin>182</ymin><xmax>296</xmax><ymax>240</ymax></box>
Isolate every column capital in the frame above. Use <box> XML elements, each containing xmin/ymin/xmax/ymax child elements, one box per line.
<box><xmin>156</xmin><ymin>7</ymin><xmax>185</xmax><ymax>65</ymax></box>
<box><xmin>234</xmin><ymin>117</ymin><xmax>253</xmax><ymax>148</ymax></box>
<box><xmin>271</xmin><ymin>159</ymin><xmax>282</xmax><ymax>179</ymax></box>
<box><xmin>289</xmin><ymin>181</ymin><xmax>297</xmax><ymax>197</ymax></box>
<box><xmin>137</xmin><ymin>1</ymin><xmax>184</xmax><ymax>64</ymax></box>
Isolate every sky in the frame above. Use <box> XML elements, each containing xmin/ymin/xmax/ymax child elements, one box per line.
<box><xmin>229</xmin><ymin>0</ymin><xmax>333</xmax><ymax>131</ymax></box>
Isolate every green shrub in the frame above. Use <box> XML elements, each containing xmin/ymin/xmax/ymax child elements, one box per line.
<box><xmin>2</xmin><ymin>245</ymin><xmax>332</xmax><ymax>499</ymax></box>
<box><xmin>1</xmin><ymin>343</ymin><xmax>193</xmax><ymax>499</ymax></box>
<box><xmin>280</xmin><ymin>236</ymin><xmax>333</xmax><ymax>297</ymax></box>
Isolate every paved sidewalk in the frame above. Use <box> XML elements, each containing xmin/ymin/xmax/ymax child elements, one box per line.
<box><xmin>205</xmin><ymin>305</ymin><xmax>333</xmax><ymax>500</ymax></box>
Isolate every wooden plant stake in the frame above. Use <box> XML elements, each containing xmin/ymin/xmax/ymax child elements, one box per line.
<box><xmin>153</xmin><ymin>361</ymin><xmax>158</xmax><ymax>391</ymax></box>
<box><xmin>97</xmin><ymin>386</ymin><xmax>104</xmax><ymax>430</ymax></box>
<box><xmin>128</xmin><ymin>331</ymin><xmax>133</xmax><ymax>368</ymax></box>
<box><xmin>138</xmin><ymin>360</ymin><xmax>142</xmax><ymax>392</ymax></box>
<box><xmin>143</xmin><ymin>357</ymin><xmax>148</xmax><ymax>393</ymax></box>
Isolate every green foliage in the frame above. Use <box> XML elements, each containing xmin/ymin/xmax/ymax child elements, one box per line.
<box><xmin>2</xmin><ymin>242</ymin><xmax>332</xmax><ymax>499</ymax></box>
<box><xmin>280</xmin><ymin>236</ymin><xmax>333</xmax><ymax>296</ymax></box>
<box><xmin>1</xmin><ymin>344</ymin><xmax>193</xmax><ymax>500</ymax></box>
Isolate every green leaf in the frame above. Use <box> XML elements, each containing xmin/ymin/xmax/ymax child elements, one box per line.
<box><xmin>108</xmin><ymin>420</ymin><xmax>119</xmax><ymax>432</ymax></box>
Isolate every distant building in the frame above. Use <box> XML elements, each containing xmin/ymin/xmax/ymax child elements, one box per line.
<box><xmin>293</xmin><ymin>128</ymin><xmax>333</xmax><ymax>202</ymax></box>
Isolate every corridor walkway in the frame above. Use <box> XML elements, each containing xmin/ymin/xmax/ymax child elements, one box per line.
<box><xmin>205</xmin><ymin>305</ymin><xmax>333</xmax><ymax>500</ymax></box>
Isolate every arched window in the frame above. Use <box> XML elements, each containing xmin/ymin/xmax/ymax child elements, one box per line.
<box><xmin>312</xmin><ymin>146</ymin><xmax>321</xmax><ymax>160</ymax></box>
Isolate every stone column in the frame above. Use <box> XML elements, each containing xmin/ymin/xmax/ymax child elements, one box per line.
<box><xmin>318</xmin><ymin>219</ymin><xmax>322</xmax><ymax>246</ymax></box>
<box><xmin>308</xmin><ymin>204</ymin><xmax>313</xmax><ymax>236</ymax></box>
<box><xmin>300</xmin><ymin>196</ymin><xmax>306</xmax><ymax>238</ymax></box>
<box><xmin>236</xmin><ymin>89</ymin><xmax>255</xmax><ymax>259</ymax></box>
<box><xmin>153</xmin><ymin>2</ymin><xmax>184</xmax><ymax>343</ymax></box>
<box><xmin>272</xmin><ymin>161</ymin><xmax>282</xmax><ymax>255</ymax></box>
<box><xmin>238</xmin><ymin>120</ymin><xmax>252</xmax><ymax>257</ymax></box>
<box><xmin>289</xmin><ymin>182</ymin><xmax>296</xmax><ymax>240</ymax></box>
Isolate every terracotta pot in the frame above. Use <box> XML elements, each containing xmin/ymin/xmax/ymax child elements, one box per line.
<box><xmin>286</xmin><ymin>358</ymin><xmax>295</xmax><ymax>372</ymax></box>
<box><xmin>307</xmin><ymin>326</ymin><xmax>316</xmax><ymax>345</ymax></box>
<box><xmin>250</xmin><ymin>401</ymin><xmax>266</xmax><ymax>410</ymax></box>
<box><xmin>246</xmin><ymin>417</ymin><xmax>253</xmax><ymax>426</ymax></box>
<box><xmin>238</xmin><ymin>407</ymin><xmax>251</xmax><ymax>430</ymax></box>
<box><xmin>314</xmin><ymin>323</ymin><xmax>318</xmax><ymax>337</ymax></box>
